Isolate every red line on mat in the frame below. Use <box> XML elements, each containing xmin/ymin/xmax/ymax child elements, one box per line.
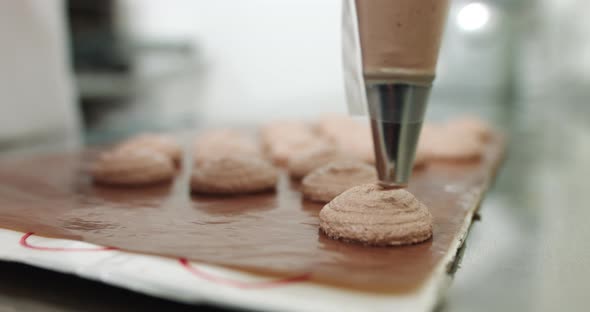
<box><xmin>178</xmin><ymin>258</ymin><xmax>311</xmax><ymax>289</ymax></box>
<box><xmin>19</xmin><ymin>232</ymin><xmax>117</xmax><ymax>252</ymax></box>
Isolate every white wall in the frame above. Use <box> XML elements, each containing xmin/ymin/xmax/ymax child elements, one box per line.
<box><xmin>0</xmin><ymin>0</ymin><xmax>79</xmax><ymax>142</ymax></box>
<box><xmin>122</xmin><ymin>0</ymin><xmax>347</xmax><ymax>123</ymax></box>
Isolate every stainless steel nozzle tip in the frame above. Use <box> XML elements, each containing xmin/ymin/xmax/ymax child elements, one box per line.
<box><xmin>366</xmin><ymin>82</ymin><xmax>431</xmax><ymax>187</ymax></box>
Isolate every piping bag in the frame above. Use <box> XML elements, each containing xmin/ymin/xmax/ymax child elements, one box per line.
<box><xmin>342</xmin><ymin>0</ymin><xmax>449</xmax><ymax>188</ymax></box>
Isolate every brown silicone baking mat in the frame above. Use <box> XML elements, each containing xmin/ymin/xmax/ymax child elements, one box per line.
<box><xmin>0</xmin><ymin>135</ymin><xmax>504</xmax><ymax>294</ymax></box>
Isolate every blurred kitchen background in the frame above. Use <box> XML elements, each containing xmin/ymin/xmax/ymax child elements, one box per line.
<box><xmin>0</xmin><ymin>0</ymin><xmax>577</xmax><ymax>146</ymax></box>
<box><xmin>1</xmin><ymin>0</ymin><xmax>588</xmax><ymax>146</ymax></box>
<box><xmin>0</xmin><ymin>1</ymin><xmax>589</xmax><ymax>311</ymax></box>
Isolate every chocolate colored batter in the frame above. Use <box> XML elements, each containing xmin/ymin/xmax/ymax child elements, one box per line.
<box><xmin>0</xmin><ymin>136</ymin><xmax>504</xmax><ymax>294</ymax></box>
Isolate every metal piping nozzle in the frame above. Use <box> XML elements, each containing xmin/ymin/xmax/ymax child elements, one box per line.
<box><xmin>366</xmin><ymin>82</ymin><xmax>431</xmax><ymax>188</ymax></box>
